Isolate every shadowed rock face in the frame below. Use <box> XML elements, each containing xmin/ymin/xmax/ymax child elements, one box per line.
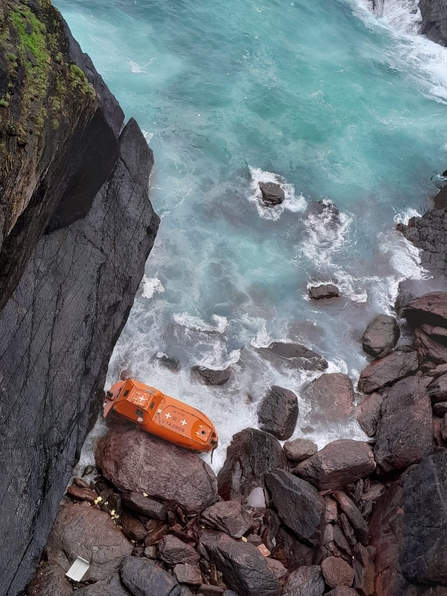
<box><xmin>0</xmin><ymin>3</ymin><xmax>159</xmax><ymax>593</ymax></box>
<box><xmin>420</xmin><ymin>0</ymin><xmax>447</xmax><ymax>47</ymax></box>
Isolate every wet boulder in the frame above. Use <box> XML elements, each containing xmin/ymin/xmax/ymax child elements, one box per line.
<box><xmin>357</xmin><ymin>350</ymin><xmax>418</xmax><ymax>394</ymax></box>
<box><xmin>265</xmin><ymin>469</ymin><xmax>324</xmax><ymax>546</ymax></box>
<box><xmin>374</xmin><ymin>374</ymin><xmax>432</xmax><ymax>473</ymax></box>
<box><xmin>404</xmin><ymin>292</ymin><xmax>447</xmax><ymax>328</ymax></box>
<box><xmin>309</xmin><ymin>284</ymin><xmax>340</xmax><ymax>301</ymax></box>
<box><xmin>120</xmin><ymin>557</ymin><xmax>181</xmax><ymax>596</ymax></box>
<box><xmin>26</xmin><ymin>562</ymin><xmax>73</xmax><ymax>596</ymax></box>
<box><xmin>192</xmin><ymin>365</ymin><xmax>232</xmax><ymax>386</ymax></box>
<box><xmin>201</xmin><ymin>500</ymin><xmax>251</xmax><ymax>539</ymax></box>
<box><xmin>302</xmin><ymin>373</ymin><xmax>355</xmax><ymax>423</ymax></box>
<box><xmin>258</xmin><ymin>341</ymin><xmax>328</xmax><ymax>372</ymax></box>
<box><xmin>355</xmin><ymin>392</ymin><xmax>383</xmax><ymax>437</ymax></box>
<box><xmin>293</xmin><ymin>440</ymin><xmax>376</xmax><ymax>491</ymax></box>
<box><xmin>200</xmin><ymin>530</ymin><xmax>281</xmax><ymax>596</ymax></box>
<box><xmin>217</xmin><ymin>428</ymin><xmax>287</xmax><ymax>501</ymax></box>
<box><xmin>361</xmin><ymin>314</ymin><xmax>400</xmax><ymax>359</ymax></box>
<box><xmin>282</xmin><ymin>565</ymin><xmax>325</xmax><ymax>596</ymax></box>
<box><xmin>96</xmin><ymin>426</ymin><xmax>217</xmax><ymax>515</ymax></box>
<box><xmin>283</xmin><ymin>438</ymin><xmax>318</xmax><ymax>463</ymax></box>
<box><xmin>257</xmin><ymin>385</ymin><xmax>299</xmax><ymax>440</ymax></box>
<box><xmin>259</xmin><ymin>182</ymin><xmax>285</xmax><ymax>206</ymax></box>
<box><xmin>428</xmin><ymin>373</ymin><xmax>447</xmax><ymax>404</ymax></box>
<box><xmin>415</xmin><ymin>327</ymin><xmax>447</xmax><ymax>365</ymax></box>
<box><xmin>46</xmin><ymin>503</ymin><xmax>133</xmax><ymax>582</ymax></box>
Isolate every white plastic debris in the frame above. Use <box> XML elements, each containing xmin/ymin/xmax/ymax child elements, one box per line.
<box><xmin>247</xmin><ymin>486</ymin><xmax>266</xmax><ymax>508</ymax></box>
<box><xmin>65</xmin><ymin>557</ymin><xmax>90</xmax><ymax>582</ymax></box>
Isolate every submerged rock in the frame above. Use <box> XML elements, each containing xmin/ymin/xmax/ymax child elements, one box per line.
<box><xmin>96</xmin><ymin>426</ymin><xmax>217</xmax><ymax>515</ymax></box>
<box><xmin>258</xmin><ymin>341</ymin><xmax>328</xmax><ymax>372</ymax></box>
<box><xmin>259</xmin><ymin>182</ymin><xmax>285</xmax><ymax>206</ymax></box>
<box><xmin>192</xmin><ymin>365</ymin><xmax>232</xmax><ymax>386</ymax></box>
<box><xmin>257</xmin><ymin>385</ymin><xmax>299</xmax><ymax>440</ymax></box>
<box><xmin>309</xmin><ymin>284</ymin><xmax>340</xmax><ymax>300</ymax></box>
<box><xmin>361</xmin><ymin>314</ymin><xmax>400</xmax><ymax>359</ymax></box>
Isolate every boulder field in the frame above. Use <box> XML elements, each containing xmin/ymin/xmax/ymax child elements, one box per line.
<box><xmin>26</xmin><ymin>291</ymin><xmax>447</xmax><ymax>595</ymax></box>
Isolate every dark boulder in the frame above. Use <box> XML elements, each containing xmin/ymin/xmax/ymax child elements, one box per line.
<box><xmin>415</xmin><ymin>328</ymin><xmax>447</xmax><ymax>365</ymax></box>
<box><xmin>217</xmin><ymin>428</ymin><xmax>288</xmax><ymax>500</ymax></box>
<box><xmin>259</xmin><ymin>182</ymin><xmax>285</xmax><ymax>206</ymax></box>
<box><xmin>120</xmin><ymin>511</ymin><xmax>148</xmax><ymax>543</ymax></box>
<box><xmin>358</xmin><ymin>350</ymin><xmax>418</xmax><ymax>394</ymax></box>
<box><xmin>173</xmin><ymin>563</ymin><xmax>202</xmax><ymax>586</ymax></box>
<box><xmin>326</xmin><ymin>589</ymin><xmax>360</xmax><ymax>596</ymax></box>
<box><xmin>120</xmin><ymin>557</ymin><xmax>181</xmax><ymax>596</ymax></box>
<box><xmin>121</xmin><ymin>492</ymin><xmax>167</xmax><ymax>520</ymax></box>
<box><xmin>428</xmin><ymin>373</ymin><xmax>447</xmax><ymax>404</ymax></box>
<box><xmin>402</xmin><ymin>452</ymin><xmax>447</xmax><ymax>585</ymax></box>
<box><xmin>201</xmin><ymin>500</ymin><xmax>251</xmax><ymax>539</ymax></box>
<box><xmin>352</xmin><ymin>543</ymin><xmax>375</xmax><ymax>596</ymax></box>
<box><xmin>309</xmin><ymin>284</ymin><xmax>340</xmax><ymax>301</ymax></box>
<box><xmin>26</xmin><ymin>562</ymin><xmax>73</xmax><ymax>596</ymax></box>
<box><xmin>46</xmin><ymin>503</ymin><xmax>133</xmax><ymax>582</ymax></box>
<box><xmin>361</xmin><ymin>315</ymin><xmax>400</xmax><ymax>359</ymax></box>
<box><xmin>272</xmin><ymin>526</ymin><xmax>316</xmax><ymax>571</ymax></box>
<box><xmin>66</xmin><ymin>485</ymin><xmax>98</xmax><ymax>503</ymax></box>
<box><xmin>155</xmin><ymin>353</ymin><xmax>180</xmax><ymax>373</ymax></box>
<box><xmin>283</xmin><ymin>438</ymin><xmax>318</xmax><ymax>463</ymax></box>
<box><xmin>200</xmin><ymin>530</ymin><xmax>281</xmax><ymax>596</ymax></box>
<box><xmin>404</xmin><ymin>208</ymin><xmax>447</xmax><ymax>275</ymax></box>
<box><xmin>302</xmin><ymin>373</ymin><xmax>355</xmax><ymax>423</ymax></box>
<box><xmin>157</xmin><ymin>535</ymin><xmax>200</xmax><ymax>566</ymax></box>
<box><xmin>258</xmin><ymin>341</ymin><xmax>328</xmax><ymax>372</ymax></box>
<box><xmin>420</xmin><ymin>0</ymin><xmax>447</xmax><ymax>48</ymax></box>
<box><xmin>293</xmin><ymin>440</ymin><xmax>376</xmax><ymax>491</ymax></box>
<box><xmin>321</xmin><ymin>557</ymin><xmax>355</xmax><ymax>589</ymax></box>
<box><xmin>374</xmin><ymin>375</ymin><xmax>432</xmax><ymax>473</ymax></box>
<box><xmin>76</xmin><ymin>573</ymin><xmax>131</xmax><ymax>596</ymax></box>
<box><xmin>265</xmin><ymin>469</ymin><xmax>324</xmax><ymax>546</ymax></box>
<box><xmin>97</xmin><ymin>426</ymin><xmax>217</xmax><ymax>514</ymax></box>
<box><xmin>434</xmin><ymin>402</ymin><xmax>447</xmax><ymax>417</ymax></box>
<box><xmin>355</xmin><ymin>392</ymin><xmax>383</xmax><ymax>437</ymax></box>
<box><xmin>282</xmin><ymin>565</ymin><xmax>325</xmax><ymax>596</ymax></box>
<box><xmin>257</xmin><ymin>385</ymin><xmax>298</xmax><ymax>440</ymax></box>
<box><xmin>405</xmin><ymin>292</ymin><xmax>447</xmax><ymax>329</ymax></box>
<box><xmin>192</xmin><ymin>366</ymin><xmax>232</xmax><ymax>386</ymax></box>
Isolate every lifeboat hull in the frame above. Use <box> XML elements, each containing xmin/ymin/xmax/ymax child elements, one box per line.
<box><xmin>103</xmin><ymin>379</ymin><xmax>218</xmax><ymax>453</ymax></box>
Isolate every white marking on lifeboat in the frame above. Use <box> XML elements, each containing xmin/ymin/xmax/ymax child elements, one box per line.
<box><xmin>181</xmin><ymin>419</ymin><xmax>187</xmax><ymax>426</ymax></box>
<box><xmin>165</xmin><ymin>412</ymin><xmax>171</xmax><ymax>419</ymax></box>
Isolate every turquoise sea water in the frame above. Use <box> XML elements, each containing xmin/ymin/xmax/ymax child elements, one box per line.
<box><xmin>56</xmin><ymin>0</ymin><xmax>447</xmax><ymax>466</ymax></box>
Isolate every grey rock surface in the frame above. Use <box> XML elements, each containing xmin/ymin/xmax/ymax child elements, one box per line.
<box><xmin>361</xmin><ymin>314</ymin><xmax>400</xmax><ymax>358</ymax></box>
<box><xmin>0</xmin><ymin>6</ymin><xmax>159</xmax><ymax>594</ymax></box>
<box><xmin>258</xmin><ymin>341</ymin><xmax>328</xmax><ymax>372</ymax></box>
<box><xmin>200</xmin><ymin>530</ymin><xmax>281</xmax><ymax>596</ymax></box>
<box><xmin>258</xmin><ymin>385</ymin><xmax>299</xmax><ymax>440</ymax></box>
<box><xmin>420</xmin><ymin>0</ymin><xmax>447</xmax><ymax>46</ymax></box>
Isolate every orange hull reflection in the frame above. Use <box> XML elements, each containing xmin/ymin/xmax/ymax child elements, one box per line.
<box><xmin>104</xmin><ymin>379</ymin><xmax>218</xmax><ymax>453</ymax></box>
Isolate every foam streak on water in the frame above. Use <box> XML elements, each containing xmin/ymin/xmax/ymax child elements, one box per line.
<box><xmin>54</xmin><ymin>0</ymin><xmax>447</xmax><ymax>469</ymax></box>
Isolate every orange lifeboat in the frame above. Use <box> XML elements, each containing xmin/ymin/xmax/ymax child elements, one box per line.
<box><xmin>104</xmin><ymin>379</ymin><xmax>218</xmax><ymax>453</ymax></box>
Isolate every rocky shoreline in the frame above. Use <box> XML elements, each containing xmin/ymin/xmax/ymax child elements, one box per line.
<box><xmin>26</xmin><ymin>270</ymin><xmax>447</xmax><ymax>594</ymax></box>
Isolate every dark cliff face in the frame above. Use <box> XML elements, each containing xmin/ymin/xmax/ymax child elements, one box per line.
<box><xmin>0</xmin><ymin>2</ymin><xmax>159</xmax><ymax>594</ymax></box>
<box><xmin>419</xmin><ymin>0</ymin><xmax>447</xmax><ymax>46</ymax></box>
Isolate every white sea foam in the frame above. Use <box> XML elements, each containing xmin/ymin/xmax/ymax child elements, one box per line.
<box><xmin>248</xmin><ymin>166</ymin><xmax>307</xmax><ymax>221</ymax></box>
<box><xmin>140</xmin><ymin>275</ymin><xmax>165</xmax><ymax>299</ymax></box>
<box><xmin>173</xmin><ymin>312</ymin><xmax>229</xmax><ymax>334</ymax></box>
